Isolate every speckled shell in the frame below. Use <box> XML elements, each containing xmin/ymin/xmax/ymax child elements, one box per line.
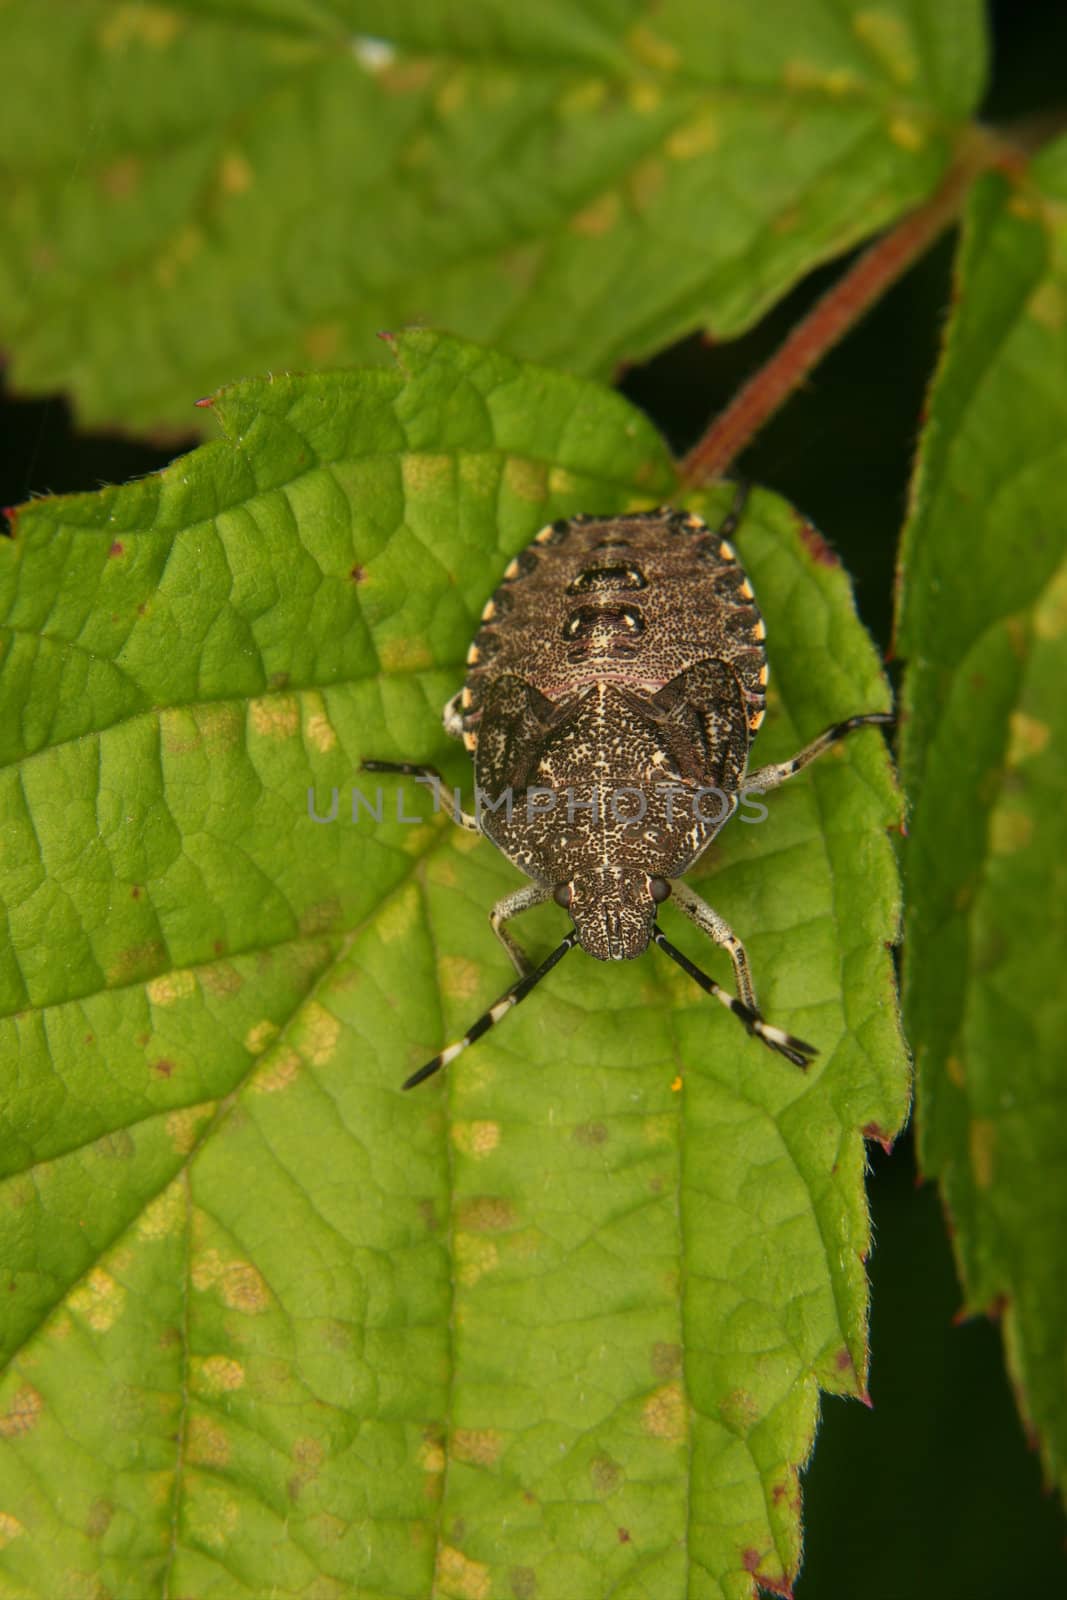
<box><xmin>455</xmin><ymin>509</ymin><xmax>768</xmax><ymax>901</ymax></box>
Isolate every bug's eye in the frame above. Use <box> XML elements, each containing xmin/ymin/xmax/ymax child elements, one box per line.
<box><xmin>649</xmin><ymin>876</ymin><xmax>670</xmax><ymax>904</ymax></box>
<box><xmin>553</xmin><ymin>883</ymin><xmax>573</xmax><ymax>908</ymax></box>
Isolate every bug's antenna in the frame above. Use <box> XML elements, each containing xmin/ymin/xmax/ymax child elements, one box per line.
<box><xmin>404</xmin><ymin>929</ymin><xmax>580</xmax><ymax>1089</ymax></box>
<box><xmin>651</xmin><ymin>927</ymin><xmax>816</xmax><ymax>1069</ymax></box>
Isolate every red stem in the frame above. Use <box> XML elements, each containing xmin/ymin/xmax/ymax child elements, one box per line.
<box><xmin>679</xmin><ymin>129</ymin><xmax>1024</xmax><ymax>486</ymax></box>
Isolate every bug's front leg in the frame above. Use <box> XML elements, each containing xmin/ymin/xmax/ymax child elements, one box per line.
<box><xmin>489</xmin><ymin>884</ymin><xmax>555</xmax><ymax>977</ymax></box>
<box><xmin>660</xmin><ymin>879</ymin><xmax>816</xmax><ymax>1068</ymax></box>
<box><xmin>359</xmin><ymin>760</ymin><xmax>480</xmax><ymax>833</ymax></box>
<box><xmin>670</xmin><ymin>880</ymin><xmax>757</xmax><ymax>1010</ymax></box>
<box><xmin>745</xmin><ymin>712</ymin><xmax>892</xmax><ymax>794</ymax></box>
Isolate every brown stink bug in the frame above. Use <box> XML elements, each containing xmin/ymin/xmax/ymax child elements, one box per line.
<box><xmin>364</xmin><ymin>486</ymin><xmax>891</xmax><ymax>1088</ymax></box>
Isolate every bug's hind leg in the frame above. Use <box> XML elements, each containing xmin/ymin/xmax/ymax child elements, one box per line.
<box><xmin>659</xmin><ymin>881</ymin><xmax>816</xmax><ymax>1069</ymax></box>
<box><xmin>746</xmin><ymin>713</ymin><xmax>892</xmax><ymax>795</ymax></box>
<box><xmin>360</xmin><ymin>760</ymin><xmax>479</xmax><ymax>832</ymax></box>
<box><xmin>490</xmin><ymin>884</ymin><xmax>555</xmax><ymax>977</ymax></box>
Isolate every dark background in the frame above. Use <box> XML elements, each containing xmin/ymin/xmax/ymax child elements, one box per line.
<box><xmin>2</xmin><ymin>3</ymin><xmax>1064</xmax><ymax>1594</ymax></box>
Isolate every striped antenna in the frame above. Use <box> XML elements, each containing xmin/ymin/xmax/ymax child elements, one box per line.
<box><xmin>651</xmin><ymin>927</ymin><xmax>816</xmax><ymax>1069</ymax></box>
<box><xmin>404</xmin><ymin>930</ymin><xmax>580</xmax><ymax>1089</ymax></box>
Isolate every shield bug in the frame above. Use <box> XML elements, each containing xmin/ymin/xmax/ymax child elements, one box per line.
<box><xmin>364</xmin><ymin>486</ymin><xmax>890</xmax><ymax>1088</ymax></box>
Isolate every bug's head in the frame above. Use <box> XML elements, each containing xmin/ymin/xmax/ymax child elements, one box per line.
<box><xmin>555</xmin><ymin>869</ymin><xmax>670</xmax><ymax>961</ymax></box>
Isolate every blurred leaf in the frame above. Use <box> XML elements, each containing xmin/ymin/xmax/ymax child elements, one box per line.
<box><xmin>897</xmin><ymin>138</ymin><xmax>1067</xmax><ymax>1497</ymax></box>
<box><xmin>0</xmin><ymin>331</ymin><xmax>905</xmax><ymax>1596</ymax></box>
<box><xmin>0</xmin><ymin>0</ymin><xmax>985</xmax><ymax>433</ymax></box>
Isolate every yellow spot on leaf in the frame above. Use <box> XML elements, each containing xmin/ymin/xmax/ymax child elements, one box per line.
<box><xmin>148</xmin><ymin>969</ymin><xmax>196</xmax><ymax>1006</ymax></box>
<box><xmin>436</xmin><ymin>1545</ymin><xmax>491</xmax><ymax>1600</ymax></box>
<box><xmin>969</xmin><ymin>1118</ymin><xmax>997</xmax><ymax>1188</ymax></box>
<box><xmin>628</xmin><ymin>80</ymin><xmax>662</xmax><ymax>115</ymax></box>
<box><xmin>559</xmin><ymin>78</ymin><xmax>607</xmax><ymax>117</ymax></box>
<box><xmin>378</xmin><ymin>634</ymin><xmax>434</xmax><ymax>672</ymax></box>
<box><xmin>452</xmin><ymin>1120</ymin><xmax>501</xmax><ymax>1158</ymax></box>
<box><xmin>627</xmin><ymin>23</ymin><xmax>680</xmax><ymax>72</ymax></box>
<box><xmin>853</xmin><ymin>10</ymin><xmax>919</xmax><ymax>84</ymax></box>
<box><xmin>379</xmin><ymin>58</ymin><xmax>436</xmax><ymax>95</ymax></box>
<box><xmin>642</xmin><ymin>1381</ymin><xmax>687</xmax><ymax>1441</ymax></box>
<box><xmin>402</xmin><ymin>451</ymin><xmax>454</xmax><ymax>496</ymax></box>
<box><xmin>244</xmin><ymin>1019</ymin><xmax>279</xmax><ymax>1056</ymax></box>
<box><xmin>187</xmin><ymin>1416</ymin><xmax>231</xmax><ymax>1468</ymax></box>
<box><xmin>98</xmin><ymin>4</ymin><xmax>183</xmax><ymax>50</ymax></box>
<box><xmin>1034</xmin><ymin>560</ymin><xmax>1067</xmax><ymax>639</ymax></box>
<box><xmin>651</xmin><ymin>1341</ymin><xmax>683</xmax><ymax>1378</ymax></box>
<box><xmin>946</xmin><ymin>1055</ymin><xmax>966</xmax><ymax>1089</ymax></box>
<box><xmin>988</xmin><ymin>807</ymin><xmax>1033</xmax><ymax>855</ymax></box>
<box><xmin>376</xmin><ymin>883</ymin><xmax>419</xmax><ymax>944</ymax></box>
<box><xmin>455</xmin><ymin>1235</ymin><xmax>499</xmax><ymax>1286</ymax></box>
<box><xmin>155</xmin><ymin>223</ymin><xmax>205</xmax><ymax>289</ymax></box>
<box><xmin>294</xmin><ymin>1435</ymin><xmax>325</xmax><ymax>1470</ymax></box>
<box><xmin>401</xmin><ymin>822</ymin><xmax>436</xmax><ymax>855</ymax></box>
<box><xmin>99</xmin><ymin>156</ymin><xmax>141</xmax><ymax>200</ymax></box>
<box><xmin>253</xmin><ymin>1047</ymin><xmax>301</xmax><ymax>1094</ymax></box>
<box><xmin>218</xmin><ymin>149</ymin><xmax>253</xmax><ymax>195</ymax></box>
<box><xmin>0</xmin><ymin>1387</ymin><xmax>42</xmax><ymax>1439</ymax></box>
<box><xmin>458</xmin><ymin>1195</ymin><xmax>516</xmax><ymax>1233</ymax></box>
<box><xmin>783</xmin><ymin>59</ymin><xmax>860</xmax><ymax>96</ymax></box>
<box><xmin>298</xmin><ymin>899</ymin><xmax>342</xmax><ymax>938</ymax></box>
<box><xmin>69</xmin><ymin>1270</ymin><xmax>126</xmax><ymax>1333</ymax></box>
<box><xmin>250</xmin><ymin>695</ymin><xmax>300</xmax><ymax>739</ymax></box>
<box><xmin>628</xmin><ymin>156</ymin><xmax>666</xmax><ymax>213</ymax></box>
<box><xmin>431</xmin><ymin>858</ymin><xmax>458</xmax><ymax>890</ymax></box>
<box><xmin>306</xmin><ymin>708</ymin><xmax>338</xmax><ymax>753</ymax></box>
<box><xmin>219</xmin><ymin>1261</ymin><xmax>270</xmax><ymax>1314</ymax></box>
<box><xmin>200</xmin><ymin>963</ymin><xmax>242</xmax><ymax>997</ymax></box>
<box><xmin>666</xmin><ymin>111</ymin><xmax>719</xmax><ymax>160</ymax></box>
<box><xmin>670</xmin><ymin>1074</ymin><xmax>683</xmax><ymax>1092</ymax></box>
<box><xmin>439</xmin><ymin>955</ymin><xmax>483</xmax><ymax>1004</ymax></box>
<box><xmin>166</xmin><ymin>1104</ymin><xmax>215</xmax><ymax>1155</ymax></box>
<box><xmin>570</xmin><ymin>192</ymin><xmax>621</xmax><ymax>237</ymax></box>
<box><xmin>185</xmin><ymin>1488</ymin><xmax>239</xmax><ymax>1550</ymax></box>
<box><xmin>888</xmin><ymin>115</ymin><xmax>925</xmax><ymax>153</ymax></box>
<box><xmin>1027</xmin><ymin>280</ymin><xmax>1065</xmax><ymax>331</ymax></box>
<box><xmin>1007</xmin><ymin>711</ymin><xmax>1050</xmax><ymax>764</ymax></box>
<box><xmin>300</xmin><ymin>1001</ymin><xmax>340</xmax><ymax>1066</ymax></box>
<box><xmin>643</xmin><ymin>1113</ymin><xmax>675</xmax><ymax>1146</ymax></box>
<box><xmin>198</xmin><ymin>1356</ymin><xmax>246</xmax><ymax>1394</ymax></box>
<box><xmin>504</xmin><ymin>455</ymin><xmax>547</xmax><ymax>503</ymax></box>
<box><xmin>435</xmin><ymin>74</ymin><xmax>468</xmax><ymax>117</ymax></box>
<box><xmin>719</xmin><ymin>1387</ymin><xmax>760</xmax><ymax>1435</ymax></box>
<box><xmin>452</xmin><ymin>1428</ymin><xmax>503</xmax><ymax>1467</ymax></box>
<box><xmin>303</xmin><ymin>323</ymin><xmax>343</xmax><ymax>363</ymax></box>
<box><xmin>0</xmin><ymin>1514</ymin><xmax>24</xmax><ymax>1549</ymax></box>
<box><xmin>548</xmin><ymin>467</ymin><xmax>582</xmax><ymax>496</ymax></box>
<box><xmin>138</xmin><ymin>1182</ymin><xmax>184</xmax><ymax>1241</ymax></box>
<box><xmin>419</xmin><ymin>1435</ymin><xmax>446</xmax><ymax>1473</ymax></box>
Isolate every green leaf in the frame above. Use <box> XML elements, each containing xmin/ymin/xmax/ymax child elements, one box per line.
<box><xmin>0</xmin><ymin>0</ymin><xmax>985</xmax><ymax>433</ymax></box>
<box><xmin>897</xmin><ymin>140</ymin><xmax>1067</xmax><ymax>1496</ymax></box>
<box><xmin>0</xmin><ymin>331</ymin><xmax>906</xmax><ymax>1597</ymax></box>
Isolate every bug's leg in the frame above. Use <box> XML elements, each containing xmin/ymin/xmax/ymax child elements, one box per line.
<box><xmin>669</xmin><ymin>879</ymin><xmax>758</xmax><ymax>1011</ymax></box>
<box><xmin>745</xmin><ymin>713</ymin><xmax>893</xmax><ymax>795</ymax></box>
<box><xmin>712</xmin><ymin>477</ymin><xmax>751</xmax><ymax>542</ymax></box>
<box><xmin>360</xmin><ymin>760</ymin><xmax>479</xmax><ymax>833</ymax></box>
<box><xmin>653</xmin><ymin>924</ymin><xmax>817</xmax><ymax>1070</ymax></box>
<box><xmin>489</xmin><ymin>884</ymin><xmax>555</xmax><ymax>977</ymax></box>
<box><xmin>404</xmin><ymin>929</ymin><xmax>579</xmax><ymax>1089</ymax></box>
<box><xmin>443</xmin><ymin>690</ymin><xmax>466</xmax><ymax>741</ymax></box>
